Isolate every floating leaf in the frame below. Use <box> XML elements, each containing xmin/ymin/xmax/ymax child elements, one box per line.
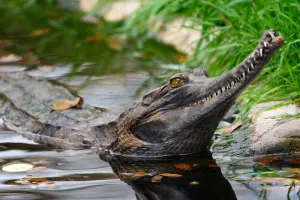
<box><xmin>190</xmin><ymin>181</ymin><xmax>200</xmax><ymax>185</ymax></box>
<box><xmin>0</xmin><ymin>54</ymin><xmax>21</xmax><ymax>63</ymax></box>
<box><xmin>31</xmin><ymin>29</ymin><xmax>51</xmax><ymax>37</ymax></box>
<box><xmin>208</xmin><ymin>164</ymin><xmax>219</xmax><ymax>168</ymax></box>
<box><xmin>159</xmin><ymin>173</ymin><xmax>182</xmax><ymax>177</ymax></box>
<box><xmin>220</xmin><ymin>120</ymin><xmax>242</xmax><ymax>135</ymax></box>
<box><xmin>27</xmin><ymin>166</ymin><xmax>47</xmax><ymax>173</ymax></box>
<box><xmin>53</xmin><ymin>97</ymin><xmax>83</xmax><ymax>111</ymax></box>
<box><xmin>106</xmin><ymin>37</ymin><xmax>124</xmax><ymax>51</ymax></box>
<box><xmin>0</xmin><ymin>159</ymin><xmax>7</xmax><ymax>163</ymax></box>
<box><xmin>133</xmin><ymin>172</ymin><xmax>147</xmax><ymax>177</ymax></box>
<box><xmin>151</xmin><ymin>175</ymin><xmax>162</xmax><ymax>183</ymax></box>
<box><xmin>26</xmin><ymin>177</ymin><xmax>49</xmax><ymax>183</ymax></box>
<box><xmin>2</xmin><ymin>163</ymin><xmax>34</xmax><ymax>172</ymax></box>
<box><xmin>175</xmin><ymin>163</ymin><xmax>191</xmax><ymax>170</ymax></box>
<box><xmin>86</xmin><ymin>33</ymin><xmax>105</xmax><ymax>43</ymax></box>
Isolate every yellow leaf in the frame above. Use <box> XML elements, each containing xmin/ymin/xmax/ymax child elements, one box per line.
<box><xmin>31</xmin><ymin>29</ymin><xmax>51</xmax><ymax>37</ymax></box>
<box><xmin>159</xmin><ymin>173</ymin><xmax>182</xmax><ymax>177</ymax></box>
<box><xmin>106</xmin><ymin>37</ymin><xmax>124</xmax><ymax>51</ymax></box>
<box><xmin>53</xmin><ymin>97</ymin><xmax>83</xmax><ymax>111</ymax></box>
<box><xmin>86</xmin><ymin>33</ymin><xmax>105</xmax><ymax>43</ymax></box>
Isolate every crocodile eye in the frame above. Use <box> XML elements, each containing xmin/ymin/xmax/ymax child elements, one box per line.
<box><xmin>170</xmin><ymin>77</ymin><xmax>184</xmax><ymax>87</ymax></box>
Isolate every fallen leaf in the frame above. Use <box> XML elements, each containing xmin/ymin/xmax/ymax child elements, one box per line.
<box><xmin>53</xmin><ymin>97</ymin><xmax>83</xmax><ymax>111</ymax></box>
<box><xmin>81</xmin><ymin>15</ymin><xmax>99</xmax><ymax>25</ymax></box>
<box><xmin>0</xmin><ymin>54</ymin><xmax>22</xmax><ymax>63</ymax></box>
<box><xmin>0</xmin><ymin>159</ymin><xmax>7</xmax><ymax>163</ymax></box>
<box><xmin>133</xmin><ymin>172</ymin><xmax>147</xmax><ymax>177</ymax></box>
<box><xmin>220</xmin><ymin>120</ymin><xmax>242</xmax><ymax>135</ymax></box>
<box><xmin>2</xmin><ymin>163</ymin><xmax>34</xmax><ymax>172</ymax></box>
<box><xmin>175</xmin><ymin>163</ymin><xmax>191</xmax><ymax>170</ymax></box>
<box><xmin>159</xmin><ymin>173</ymin><xmax>182</xmax><ymax>177</ymax></box>
<box><xmin>45</xmin><ymin>12</ymin><xmax>61</xmax><ymax>18</ymax></box>
<box><xmin>25</xmin><ymin>177</ymin><xmax>49</xmax><ymax>183</ymax></box>
<box><xmin>27</xmin><ymin>166</ymin><xmax>47</xmax><ymax>173</ymax></box>
<box><xmin>208</xmin><ymin>164</ymin><xmax>219</xmax><ymax>168</ymax></box>
<box><xmin>86</xmin><ymin>33</ymin><xmax>105</xmax><ymax>43</ymax></box>
<box><xmin>31</xmin><ymin>29</ymin><xmax>51</xmax><ymax>37</ymax></box>
<box><xmin>106</xmin><ymin>37</ymin><xmax>124</xmax><ymax>51</ymax></box>
<box><xmin>169</xmin><ymin>55</ymin><xmax>188</xmax><ymax>63</ymax></box>
<box><xmin>151</xmin><ymin>175</ymin><xmax>162</xmax><ymax>182</ymax></box>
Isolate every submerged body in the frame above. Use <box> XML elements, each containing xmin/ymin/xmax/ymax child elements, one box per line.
<box><xmin>0</xmin><ymin>30</ymin><xmax>284</xmax><ymax>158</ymax></box>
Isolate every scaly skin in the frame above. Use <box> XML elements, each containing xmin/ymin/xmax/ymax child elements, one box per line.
<box><xmin>0</xmin><ymin>30</ymin><xmax>284</xmax><ymax>159</ymax></box>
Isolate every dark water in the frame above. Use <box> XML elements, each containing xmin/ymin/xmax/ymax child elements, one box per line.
<box><xmin>0</xmin><ymin>6</ymin><xmax>299</xmax><ymax>199</ymax></box>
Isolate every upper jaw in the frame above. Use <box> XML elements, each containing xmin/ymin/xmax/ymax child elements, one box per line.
<box><xmin>184</xmin><ymin>29</ymin><xmax>284</xmax><ymax>109</ymax></box>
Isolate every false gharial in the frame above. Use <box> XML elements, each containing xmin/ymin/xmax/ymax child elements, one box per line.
<box><xmin>0</xmin><ymin>30</ymin><xmax>284</xmax><ymax>159</ymax></box>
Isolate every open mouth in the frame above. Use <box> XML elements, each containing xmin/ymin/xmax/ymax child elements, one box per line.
<box><xmin>184</xmin><ymin>30</ymin><xmax>284</xmax><ymax>108</ymax></box>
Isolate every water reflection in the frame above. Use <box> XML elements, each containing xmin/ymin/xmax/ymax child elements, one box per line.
<box><xmin>108</xmin><ymin>151</ymin><xmax>237</xmax><ymax>200</ymax></box>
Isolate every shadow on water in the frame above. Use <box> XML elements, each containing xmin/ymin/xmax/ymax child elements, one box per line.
<box><xmin>0</xmin><ymin>1</ymin><xmax>299</xmax><ymax>200</ymax></box>
<box><xmin>108</xmin><ymin>151</ymin><xmax>237</xmax><ymax>200</ymax></box>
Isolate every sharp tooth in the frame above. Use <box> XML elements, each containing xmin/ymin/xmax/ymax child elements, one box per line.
<box><xmin>250</xmin><ymin>63</ymin><xmax>254</xmax><ymax>69</ymax></box>
<box><xmin>227</xmin><ymin>85</ymin><xmax>230</xmax><ymax>89</ymax></box>
<box><xmin>231</xmin><ymin>81</ymin><xmax>234</xmax><ymax>86</ymax></box>
<box><xmin>201</xmin><ymin>99</ymin><xmax>205</xmax><ymax>103</ymax></box>
<box><xmin>242</xmin><ymin>73</ymin><xmax>245</xmax><ymax>78</ymax></box>
<box><xmin>193</xmin><ymin>102</ymin><xmax>197</xmax><ymax>105</ymax></box>
<box><xmin>260</xmin><ymin>48</ymin><xmax>263</xmax><ymax>57</ymax></box>
<box><xmin>263</xmin><ymin>42</ymin><xmax>268</xmax><ymax>47</ymax></box>
<box><xmin>213</xmin><ymin>93</ymin><xmax>216</xmax><ymax>97</ymax></box>
<box><xmin>222</xmin><ymin>87</ymin><xmax>226</xmax><ymax>92</ymax></box>
<box><xmin>217</xmin><ymin>90</ymin><xmax>221</xmax><ymax>95</ymax></box>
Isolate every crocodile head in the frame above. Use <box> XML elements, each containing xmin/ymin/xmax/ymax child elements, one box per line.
<box><xmin>107</xmin><ymin>30</ymin><xmax>284</xmax><ymax>158</ymax></box>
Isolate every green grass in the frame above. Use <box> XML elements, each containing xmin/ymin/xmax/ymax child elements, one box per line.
<box><xmin>124</xmin><ymin>0</ymin><xmax>300</xmax><ymax>116</ymax></box>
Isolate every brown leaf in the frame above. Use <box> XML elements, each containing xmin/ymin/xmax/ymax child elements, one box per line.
<box><xmin>175</xmin><ymin>163</ymin><xmax>191</xmax><ymax>170</ymax></box>
<box><xmin>53</xmin><ymin>97</ymin><xmax>83</xmax><ymax>111</ymax></box>
<box><xmin>220</xmin><ymin>120</ymin><xmax>242</xmax><ymax>135</ymax></box>
<box><xmin>27</xmin><ymin>166</ymin><xmax>47</xmax><ymax>173</ymax></box>
<box><xmin>133</xmin><ymin>172</ymin><xmax>147</xmax><ymax>177</ymax></box>
<box><xmin>208</xmin><ymin>164</ymin><xmax>220</xmax><ymax>168</ymax></box>
<box><xmin>151</xmin><ymin>175</ymin><xmax>162</xmax><ymax>183</ymax></box>
<box><xmin>25</xmin><ymin>177</ymin><xmax>49</xmax><ymax>183</ymax></box>
<box><xmin>86</xmin><ymin>33</ymin><xmax>105</xmax><ymax>43</ymax></box>
<box><xmin>0</xmin><ymin>159</ymin><xmax>7</xmax><ymax>163</ymax></box>
<box><xmin>31</xmin><ymin>29</ymin><xmax>51</xmax><ymax>37</ymax></box>
<box><xmin>159</xmin><ymin>173</ymin><xmax>182</xmax><ymax>177</ymax></box>
<box><xmin>106</xmin><ymin>37</ymin><xmax>124</xmax><ymax>51</ymax></box>
<box><xmin>169</xmin><ymin>55</ymin><xmax>188</xmax><ymax>63</ymax></box>
<box><xmin>45</xmin><ymin>12</ymin><xmax>61</xmax><ymax>18</ymax></box>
